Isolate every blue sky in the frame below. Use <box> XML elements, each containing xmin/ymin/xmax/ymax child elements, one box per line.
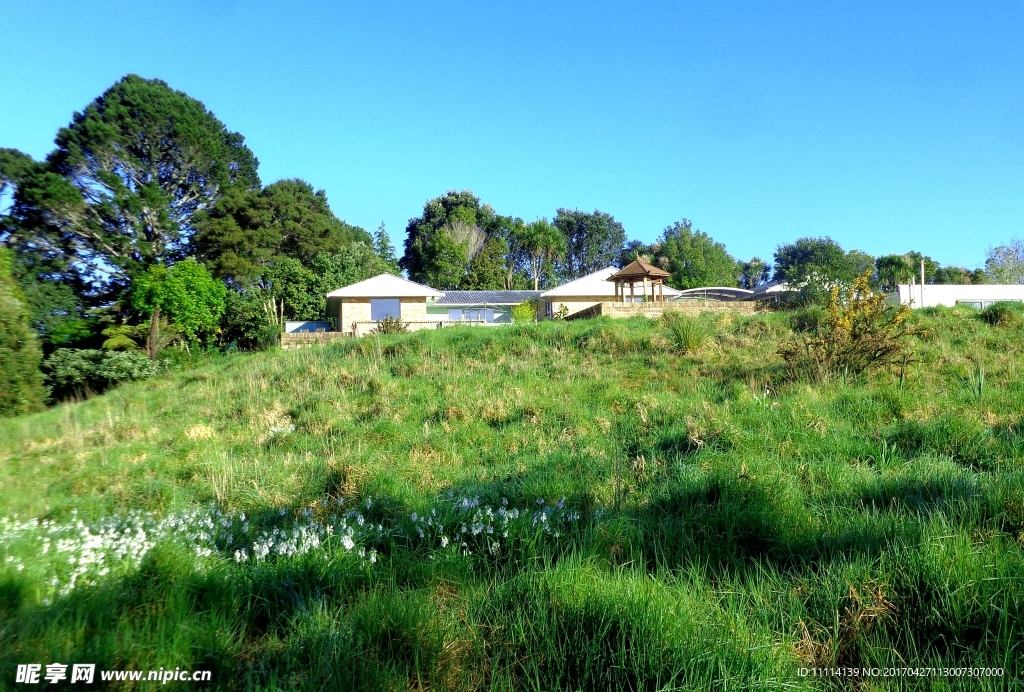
<box><xmin>2</xmin><ymin>0</ymin><xmax>1022</xmax><ymax>268</ymax></box>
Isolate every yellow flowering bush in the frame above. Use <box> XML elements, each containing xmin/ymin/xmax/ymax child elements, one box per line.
<box><xmin>779</xmin><ymin>270</ymin><xmax>922</xmax><ymax>380</ymax></box>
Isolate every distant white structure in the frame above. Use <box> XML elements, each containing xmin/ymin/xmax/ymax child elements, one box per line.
<box><xmin>889</xmin><ymin>284</ymin><xmax>1024</xmax><ymax>309</ymax></box>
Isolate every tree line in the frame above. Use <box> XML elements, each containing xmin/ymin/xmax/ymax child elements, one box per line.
<box><xmin>1</xmin><ymin>74</ymin><xmax>1021</xmax><ymax>416</ymax></box>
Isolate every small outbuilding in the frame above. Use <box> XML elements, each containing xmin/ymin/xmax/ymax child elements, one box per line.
<box><xmin>607</xmin><ymin>260</ymin><xmax>673</xmax><ymax>303</ymax></box>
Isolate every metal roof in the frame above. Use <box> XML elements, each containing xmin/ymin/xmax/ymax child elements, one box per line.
<box><xmin>435</xmin><ymin>290</ymin><xmax>543</xmax><ymax>305</ymax></box>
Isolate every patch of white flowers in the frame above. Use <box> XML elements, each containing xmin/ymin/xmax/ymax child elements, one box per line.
<box><xmin>408</xmin><ymin>494</ymin><xmax>582</xmax><ymax>558</ymax></box>
<box><xmin>1</xmin><ymin>495</ymin><xmax>583</xmax><ymax>603</ymax></box>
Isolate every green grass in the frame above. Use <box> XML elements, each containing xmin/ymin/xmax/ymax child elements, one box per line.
<box><xmin>2</xmin><ymin>307</ymin><xmax>1023</xmax><ymax>690</ymax></box>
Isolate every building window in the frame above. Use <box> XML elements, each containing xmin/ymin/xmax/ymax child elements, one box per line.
<box><xmin>462</xmin><ymin>309</ymin><xmax>494</xmax><ymax>322</ymax></box>
<box><xmin>447</xmin><ymin>309</ymin><xmax>463</xmax><ymax>321</ymax></box>
<box><xmin>545</xmin><ymin>301</ymin><xmax>552</xmax><ymax>317</ymax></box>
<box><xmin>957</xmin><ymin>300</ymin><xmax>1023</xmax><ymax>309</ymax></box>
<box><xmin>370</xmin><ymin>298</ymin><xmax>401</xmax><ymax>320</ymax></box>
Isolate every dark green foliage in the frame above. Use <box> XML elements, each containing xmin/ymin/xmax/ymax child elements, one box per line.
<box><xmin>553</xmin><ymin>208</ymin><xmax>626</xmax><ymax>280</ymax></box>
<box><xmin>0</xmin><ymin>248</ymin><xmax>46</xmax><ymax>416</ymax></box>
<box><xmin>220</xmin><ymin>290</ymin><xmax>281</xmax><ymax>350</ymax></box>
<box><xmin>934</xmin><ymin>265</ymin><xmax>986</xmax><ymax>284</ymax></box>
<box><xmin>194</xmin><ymin>179</ymin><xmax>371</xmax><ymax>284</ymax></box>
<box><xmin>0</xmin><ymin>148</ymin><xmax>36</xmax><ymax>198</ymax></box>
<box><xmin>400</xmin><ymin>190</ymin><xmax>502</xmax><ymax>286</ymax></box>
<box><xmin>372</xmin><ymin>222</ymin><xmax>400</xmax><ymax>274</ymax></box>
<box><xmin>5</xmin><ymin>75</ymin><xmax>259</xmax><ymax>299</ymax></box>
<box><xmin>43</xmin><ymin>348</ymin><xmax>160</xmax><ymax>400</ymax></box>
<box><xmin>979</xmin><ymin>301</ymin><xmax>1024</xmax><ymax>327</ymax></box>
<box><xmin>462</xmin><ymin>235</ymin><xmax>510</xmax><ymax>290</ymax></box>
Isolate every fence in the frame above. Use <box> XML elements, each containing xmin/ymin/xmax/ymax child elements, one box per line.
<box><xmin>565</xmin><ymin>301</ymin><xmax>759</xmax><ymax>321</ymax></box>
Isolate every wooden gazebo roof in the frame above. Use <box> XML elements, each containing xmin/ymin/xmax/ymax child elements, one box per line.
<box><xmin>607</xmin><ymin>260</ymin><xmax>671</xmax><ymax>282</ymax></box>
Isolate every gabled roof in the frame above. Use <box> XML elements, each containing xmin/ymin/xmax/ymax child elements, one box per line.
<box><xmin>540</xmin><ymin>267</ymin><xmax>682</xmax><ymax>298</ymax></box>
<box><xmin>325</xmin><ymin>273</ymin><xmax>441</xmax><ymax>298</ymax></box>
<box><xmin>608</xmin><ymin>259</ymin><xmax>672</xmax><ymax>281</ymax></box>
<box><xmin>435</xmin><ymin>290</ymin><xmax>543</xmax><ymax>306</ymax></box>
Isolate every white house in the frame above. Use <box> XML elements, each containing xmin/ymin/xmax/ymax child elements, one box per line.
<box><xmin>326</xmin><ymin>274</ymin><xmax>442</xmax><ymax>335</ymax></box>
<box><xmin>889</xmin><ymin>284</ymin><xmax>1024</xmax><ymax>309</ymax></box>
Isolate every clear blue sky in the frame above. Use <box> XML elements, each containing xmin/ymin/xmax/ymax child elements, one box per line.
<box><xmin>2</xmin><ymin>0</ymin><xmax>1022</xmax><ymax>268</ymax></box>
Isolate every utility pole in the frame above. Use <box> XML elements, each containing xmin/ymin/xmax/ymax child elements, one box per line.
<box><xmin>921</xmin><ymin>260</ymin><xmax>926</xmax><ymax>307</ymax></box>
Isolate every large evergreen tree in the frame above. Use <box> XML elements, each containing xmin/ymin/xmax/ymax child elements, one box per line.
<box><xmin>5</xmin><ymin>75</ymin><xmax>260</xmax><ymax>300</ymax></box>
<box><xmin>552</xmin><ymin>209</ymin><xmax>626</xmax><ymax>280</ymax></box>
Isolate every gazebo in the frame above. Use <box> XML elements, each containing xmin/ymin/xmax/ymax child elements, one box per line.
<box><xmin>607</xmin><ymin>260</ymin><xmax>672</xmax><ymax>303</ymax></box>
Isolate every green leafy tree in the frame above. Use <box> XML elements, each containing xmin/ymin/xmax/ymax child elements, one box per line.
<box><xmin>875</xmin><ymin>254</ymin><xmax>914</xmax><ymax>292</ymax></box>
<box><xmin>194</xmin><ymin>179</ymin><xmax>370</xmax><ymax>284</ymax></box>
<box><xmin>985</xmin><ymin>237</ymin><xmax>1024</xmax><ymax>284</ymax></box>
<box><xmin>648</xmin><ymin>220</ymin><xmax>739</xmax><ymax>289</ymax></box>
<box><xmin>553</xmin><ymin>209</ymin><xmax>626</xmax><ymax>280</ymax></box>
<box><xmin>401</xmin><ymin>190</ymin><xmax>500</xmax><ymax>285</ymax></box>
<box><xmin>739</xmin><ymin>257</ymin><xmax>771</xmax><ymax>289</ymax></box>
<box><xmin>463</xmin><ymin>235</ymin><xmax>511</xmax><ymax>290</ymax></box>
<box><xmin>6</xmin><ymin>75</ymin><xmax>259</xmax><ymax>300</ymax></box>
<box><xmin>133</xmin><ymin>258</ymin><xmax>226</xmax><ymax>354</ymax></box>
<box><xmin>226</xmin><ymin>242</ymin><xmax>401</xmax><ymax>343</ymax></box>
<box><xmin>520</xmin><ymin>219</ymin><xmax>567</xmax><ymax>290</ymax></box>
<box><xmin>0</xmin><ymin>247</ymin><xmax>46</xmax><ymax>415</ymax></box>
<box><xmin>773</xmin><ymin>237</ymin><xmax>861</xmax><ymax>300</ymax></box>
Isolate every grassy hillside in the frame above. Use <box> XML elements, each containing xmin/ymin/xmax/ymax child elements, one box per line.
<box><xmin>2</xmin><ymin>309</ymin><xmax>1023</xmax><ymax>690</ymax></box>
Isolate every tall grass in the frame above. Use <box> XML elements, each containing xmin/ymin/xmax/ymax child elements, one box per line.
<box><xmin>1</xmin><ymin>311</ymin><xmax>1022</xmax><ymax>689</ymax></box>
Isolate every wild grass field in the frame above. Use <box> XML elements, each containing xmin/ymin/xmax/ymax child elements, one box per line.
<box><xmin>1</xmin><ymin>308</ymin><xmax>1023</xmax><ymax>690</ymax></box>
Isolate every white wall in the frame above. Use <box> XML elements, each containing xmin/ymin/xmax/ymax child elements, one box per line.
<box><xmin>892</xmin><ymin>284</ymin><xmax>1024</xmax><ymax>308</ymax></box>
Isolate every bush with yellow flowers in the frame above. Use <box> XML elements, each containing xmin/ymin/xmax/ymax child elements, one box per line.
<box><xmin>779</xmin><ymin>270</ymin><xmax>923</xmax><ymax>381</ymax></box>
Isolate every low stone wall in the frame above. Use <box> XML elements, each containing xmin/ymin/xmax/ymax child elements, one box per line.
<box><xmin>566</xmin><ymin>301</ymin><xmax>759</xmax><ymax>320</ymax></box>
<box><xmin>280</xmin><ymin>332</ymin><xmax>353</xmax><ymax>350</ymax></box>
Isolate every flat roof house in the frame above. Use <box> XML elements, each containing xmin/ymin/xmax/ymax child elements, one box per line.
<box><xmin>889</xmin><ymin>284</ymin><xmax>1024</xmax><ymax>309</ymax></box>
<box><xmin>429</xmin><ymin>290</ymin><xmax>543</xmax><ymax>324</ymax></box>
<box><xmin>326</xmin><ymin>273</ymin><xmax>442</xmax><ymax>336</ymax></box>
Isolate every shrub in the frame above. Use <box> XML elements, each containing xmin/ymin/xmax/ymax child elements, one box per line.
<box><xmin>662</xmin><ymin>311</ymin><xmax>708</xmax><ymax>354</ymax></box>
<box><xmin>511</xmin><ymin>300</ymin><xmax>537</xmax><ymax>323</ymax></box>
<box><xmin>43</xmin><ymin>349</ymin><xmax>161</xmax><ymax>401</ymax></box>
<box><xmin>779</xmin><ymin>271</ymin><xmax>922</xmax><ymax>381</ymax></box>
<box><xmin>789</xmin><ymin>305</ymin><xmax>827</xmax><ymax>333</ymax></box>
<box><xmin>371</xmin><ymin>316</ymin><xmax>410</xmax><ymax>335</ymax></box>
<box><xmin>979</xmin><ymin>301</ymin><xmax>1024</xmax><ymax>327</ymax></box>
